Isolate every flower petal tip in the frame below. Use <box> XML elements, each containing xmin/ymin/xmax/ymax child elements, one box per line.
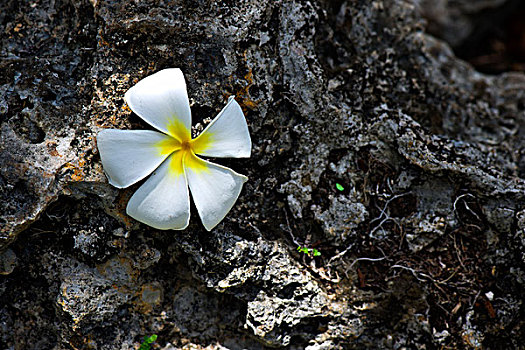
<box><xmin>124</xmin><ymin>68</ymin><xmax>192</xmax><ymax>135</ymax></box>
<box><xmin>193</xmin><ymin>96</ymin><xmax>252</xmax><ymax>159</ymax></box>
<box><xmin>96</xmin><ymin>129</ymin><xmax>175</xmax><ymax>189</ymax></box>
<box><xmin>125</xmin><ymin>154</ymin><xmax>191</xmax><ymax>230</ymax></box>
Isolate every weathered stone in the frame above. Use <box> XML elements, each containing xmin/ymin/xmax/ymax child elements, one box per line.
<box><xmin>0</xmin><ymin>249</ymin><xmax>17</xmax><ymax>275</ymax></box>
<box><xmin>1</xmin><ymin>0</ymin><xmax>524</xmax><ymax>349</ymax></box>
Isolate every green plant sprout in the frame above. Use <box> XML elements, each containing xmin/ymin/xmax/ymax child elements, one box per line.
<box><xmin>335</xmin><ymin>183</ymin><xmax>345</xmax><ymax>191</ymax></box>
<box><xmin>297</xmin><ymin>246</ymin><xmax>321</xmax><ymax>257</ymax></box>
<box><xmin>139</xmin><ymin>334</ymin><xmax>157</xmax><ymax>350</ymax></box>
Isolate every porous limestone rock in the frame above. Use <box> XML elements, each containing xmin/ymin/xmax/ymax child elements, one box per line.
<box><xmin>1</xmin><ymin>0</ymin><xmax>524</xmax><ymax>349</ymax></box>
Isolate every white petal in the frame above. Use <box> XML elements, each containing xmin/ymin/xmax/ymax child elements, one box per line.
<box><xmin>97</xmin><ymin>129</ymin><xmax>178</xmax><ymax>188</ymax></box>
<box><xmin>186</xmin><ymin>154</ymin><xmax>248</xmax><ymax>231</ymax></box>
<box><xmin>124</xmin><ymin>68</ymin><xmax>192</xmax><ymax>139</ymax></box>
<box><xmin>192</xmin><ymin>97</ymin><xmax>251</xmax><ymax>158</ymax></box>
<box><xmin>126</xmin><ymin>152</ymin><xmax>190</xmax><ymax>230</ymax></box>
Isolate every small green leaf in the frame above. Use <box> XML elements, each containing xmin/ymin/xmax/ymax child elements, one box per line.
<box><xmin>146</xmin><ymin>335</ymin><xmax>157</xmax><ymax>343</ymax></box>
<box><xmin>297</xmin><ymin>246</ymin><xmax>321</xmax><ymax>257</ymax></box>
<box><xmin>335</xmin><ymin>183</ymin><xmax>344</xmax><ymax>191</ymax></box>
<box><xmin>297</xmin><ymin>246</ymin><xmax>309</xmax><ymax>254</ymax></box>
<box><xmin>139</xmin><ymin>334</ymin><xmax>158</xmax><ymax>350</ymax></box>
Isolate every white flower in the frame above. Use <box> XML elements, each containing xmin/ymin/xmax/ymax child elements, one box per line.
<box><xmin>97</xmin><ymin>68</ymin><xmax>251</xmax><ymax>231</ymax></box>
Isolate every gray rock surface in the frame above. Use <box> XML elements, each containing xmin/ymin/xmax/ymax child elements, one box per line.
<box><xmin>1</xmin><ymin>0</ymin><xmax>524</xmax><ymax>349</ymax></box>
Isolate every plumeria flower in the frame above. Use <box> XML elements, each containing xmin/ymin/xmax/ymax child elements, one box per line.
<box><xmin>97</xmin><ymin>68</ymin><xmax>251</xmax><ymax>231</ymax></box>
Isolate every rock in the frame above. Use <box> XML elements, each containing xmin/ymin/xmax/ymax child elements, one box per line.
<box><xmin>417</xmin><ymin>0</ymin><xmax>508</xmax><ymax>47</ymax></box>
<box><xmin>0</xmin><ymin>249</ymin><xmax>17</xmax><ymax>275</ymax></box>
<box><xmin>1</xmin><ymin>0</ymin><xmax>524</xmax><ymax>349</ymax></box>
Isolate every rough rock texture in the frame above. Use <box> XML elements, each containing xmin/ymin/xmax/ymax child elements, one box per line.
<box><xmin>1</xmin><ymin>0</ymin><xmax>525</xmax><ymax>349</ymax></box>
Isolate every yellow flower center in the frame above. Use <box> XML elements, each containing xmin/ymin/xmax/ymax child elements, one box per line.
<box><xmin>156</xmin><ymin>119</ymin><xmax>214</xmax><ymax>176</ymax></box>
<box><xmin>181</xmin><ymin>140</ymin><xmax>191</xmax><ymax>152</ymax></box>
